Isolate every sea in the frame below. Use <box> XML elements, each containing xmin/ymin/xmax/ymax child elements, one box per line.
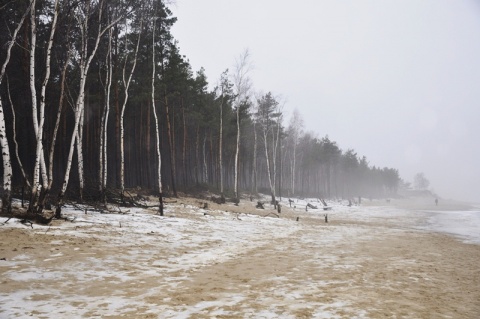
<box><xmin>418</xmin><ymin>206</ymin><xmax>480</xmax><ymax>244</ymax></box>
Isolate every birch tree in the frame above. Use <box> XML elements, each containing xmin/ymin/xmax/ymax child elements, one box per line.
<box><xmin>75</xmin><ymin>105</ymin><xmax>85</xmax><ymax>200</ymax></box>
<box><xmin>0</xmin><ymin>0</ymin><xmax>34</xmax><ymax>214</ymax></box>
<box><xmin>31</xmin><ymin>0</ymin><xmax>60</xmax><ymax>214</ymax></box>
<box><xmin>251</xmin><ymin>102</ymin><xmax>258</xmax><ymax>195</ymax></box>
<box><xmin>151</xmin><ymin>15</ymin><xmax>164</xmax><ymax>215</ymax></box>
<box><xmin>232</xmin><ymin>49</ymin><xmax>252</xmax><ymax>200</ymax></box>
<box><xmin>28</xmin><ymin>0</ymin><xmax>50</xmax><ymax>211</ymax></box>
<box><xmin>161</xmin><ymin>45</ymin><xmax>177</xmax><ymax>198</ymax></box>
<box><xmin>257</xmin><ymin>92</ymin><xmax>282</xmax><ymax>205</ymax></box>
<box><xmin>56</xmin><ymin>0</ymin><xmax>124</xmax><ymax>217</ymax></box>
<box><xmin>27</xmin><ymin>0</ymin><xmax>56</xmax><ymax>210</ymax></box>
<box><xmin>287</xmin><ymin>108</ymin><xmax>303</xmax><ymax>196</ymax></box>
<box><xmin>28</xmin><ymin>0</ymin><xmax>41</xmax><ymax>205</ymax></box>
<box><xmin>99</xmin><ymin>27</ymin><xmax>113</xmax><ymax>203</ymax></box>
<box><xmin>48</xmin><ymin>44</ymin><xmax>72</xmax><ymax>204</ymax></box>
<box><xmin>271</xmin><ymin>102</ymin><xmax>283</xmax><ymax>204</ymax></box>
<box><xmin>119</xmin><ymin>15</ymin><xmax>143</xmax><ymax>203</ymax></box>
<box><xmin>216</xmin><ymin>70</ymin><xmax>232</xmax><ymax>203</ymax></box>
<box><xmin>6</xmin><ymin>77</ymin><xmax>30</xmax><ymax>191</ymax></box>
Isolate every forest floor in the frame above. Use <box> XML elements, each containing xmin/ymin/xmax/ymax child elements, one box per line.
<box><xmin>0</xmin><ymin>195</ymin><xmax>479</xmax><ymax>318</ymax></box>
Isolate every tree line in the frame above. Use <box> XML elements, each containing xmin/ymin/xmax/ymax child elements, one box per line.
<box><xmin>0</xmin><ymin>0</ymin><xmax>400</xmax><ymax>220</ymax></box>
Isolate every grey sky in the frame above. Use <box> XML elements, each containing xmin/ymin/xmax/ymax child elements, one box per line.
<box><xmin>171</xmin><ymin>0</ymin><xmax>480</xmax><ymax>203</ymax></box>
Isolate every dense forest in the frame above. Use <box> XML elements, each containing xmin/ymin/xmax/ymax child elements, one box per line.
<box><xmin>0</xmin><ymin>0</ymin><xmax>400</xmax><ymax>221</ymax></box>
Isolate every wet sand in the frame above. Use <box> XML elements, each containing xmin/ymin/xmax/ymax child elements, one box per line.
<box><xmin>0</xmin><ymin>196</ymin><xmax>479</xmax><ymax>318</ymax></box>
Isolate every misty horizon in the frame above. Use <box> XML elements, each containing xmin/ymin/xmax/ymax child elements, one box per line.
<box><xmin>171</xmin><ymin>0</ymin><xmax>480</xmax><ymax>203</ymax></box>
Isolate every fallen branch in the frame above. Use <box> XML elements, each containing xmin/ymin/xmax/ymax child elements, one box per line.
<box><xmin>0</xmin><ymin>208</ymin><xmax>54</xmax><ymax>225</ymax></box>
<box><xmin>20</xmin><ymin>219</ymin><xmax>33</xmax><ymax>228</ymax></box>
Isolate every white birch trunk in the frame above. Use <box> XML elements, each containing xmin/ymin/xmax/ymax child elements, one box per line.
<box><xmin>28</xmin><ymin>0</ymin><xmax>50</xmax><ymax>211</ymax></box>
<box><xmin>0</xmin><ymin>103</ymin><xmax>12</xmax><ymax>212</ymax></box>
<box><xmin>0</xmin><ymin>0</ymin><xmax>34</xmax><ymax>212</ymax></box>
<box><xmin>49</xmin><ymin>50</ymin><xmax>71</xmax><ymax>187</ymax></box>
<box><xmin>152</xmin><ymin>17</ymin><xmax>163</xmax><ymax>215</ymax></box>
<box><xmin>292</xmin><ymin>141</ymin><xmax>297</xmax><ymax>195</ymax></box>
<box><xmin>120</xmin><ymin>18</ymin><xmax>142</xmax><ymax>199</ymax></box>
<box><xmin>234</xmin><ymin>107</ymin><xmax>240</xmax><ymax>199</ymax></box>
<box><xmin>288</xmin><ymin>109</ymin><xmax>302</xmax><ymax>196</ymax></box>
<box><xmin>99</xmin><ymin>26</ymin><xmax>113</xmax><ymax>198</ymax></box>
<box><xmin>6</xmin><ymin>78</ymin><xmax>30</xmax><ymax>188</ymax></box>
<box><xmin>76</xmin><ymin>106</ymin><xmax>85</xmax><ymax>200</ymax></box>
<box><xmin>38</xmin><ymin>0</ymin><xmax>59</xmax><ymax>179</ymax></box>
<box><xmin>217</xmin><ymin>70</ymin><xmax>229</xmax><ymax>202</ymax></box>
<box><xmin>219</xmin><ymin>95</ymin><xmax>224</xmax><ymax>198</ymax></box>
<box><xmin>28</xmin><ymin>0</ymin><xmax>49</xmax><ymax>196</ymax></box>
<box><xmin>251</xmin><ymin>119</ymin><xmax>257</xmax><ymax>194</ymax></box>
<box><xmin>58</xmin><ymin>1</ymin><xmax>122</xmax><ymax>216</ymax></box>
<box><xmin>102</xmin><ymin>96</ymin><xmax>110</xmax><ymax>194</ymax></box>
<box><xmin>100</xmin><ymin>29</ymin><xmax>113</xmax><ymax>196</ymax></box>
<box><xmin>29</xmin><ymin>0</ymin><xmax>41</xmax><ymax>196</ymax></box>
<box><xmin>119</xmin><ymin>110</ymin><xmax>125</xmax><ymax>197</ymax></box>
<box><xmin>152</xmin><ymin>97</ymin><xmax>162</xmax><ymax>209</ymax></box>
<box><xmin>272</xmin><ymin>101</ymin><xmax>285</xmax><ymax>203</ymax></box>
<box><xmin>31</xmin><ymin>0</ymin><xmax>60</xmax><ymax>213</ymax></box>
<box><xmin>263</xmin><ymin>128</ymin><xmax>275</xmax><ymax>201</ymax></box>
<box><xmin>59</xmin><ymin>67</ymin><xmax>85</xmax><ymax>193</ymax></box>
<box><xmin>232</xmin><ymin>49</ymin><xmax>252</xmax><ymax>201</ymax></box>
<box><xmin>271</xmin><ymin>113</ymin><xmax>282</xmax><ymax>199</ymax></box>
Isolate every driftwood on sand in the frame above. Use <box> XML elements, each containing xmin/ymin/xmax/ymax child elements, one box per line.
<box><xmin>0</xmin><ymin>208</ymin><xmax>55</xmax><ymax>225</ymax></box>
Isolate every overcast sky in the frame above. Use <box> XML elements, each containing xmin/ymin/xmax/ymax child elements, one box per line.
<box><xmin>170</xmin><ymin>0</ymin><xmax>480</xmax><ymax>203</ymax></box>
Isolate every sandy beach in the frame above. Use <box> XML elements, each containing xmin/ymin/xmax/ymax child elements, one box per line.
<box><xmin>0</xmin><ymin>196</ymin><xmax>479</xmax><ymax>318</ymax></box>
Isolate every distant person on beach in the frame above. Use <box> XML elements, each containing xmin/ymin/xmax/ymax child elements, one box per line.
<box><xmin>435</xmin><ymin>198</ymin><xmax>438</xmax><ymax>206</ymax></box>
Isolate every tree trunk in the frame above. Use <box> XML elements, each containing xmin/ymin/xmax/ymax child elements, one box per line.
<box><xmin>232</xmin><ymin>49</ymin><xmax>252</xmax><ymax>200</ymax></box>
<box><xmin>152</xmin><ymin>18</ymin><xmax>163</xmax><ymax>215</ymax></box>
<box><xmin>251</xmin><ymin>120</ymin><xmax>257</xmax><ymax>194</ymax></box>
<box><xmin>263</xmin><ymin>129</ymin><xmax>275</xmax><ymax>204</ymax></box>
<box><xmin>99</xmin><ymin>28</ymin><xmax>113</xmax><ymax>203</ymax></box>
<box><xmin>76</xmin><ymin>105</ymin><xmax>85</xmax><ymax>201</ymax></box>
<box><xmin>219</xmin><ymin>94</ymin><xmax>224</xmax><ymax>202</ymax></box>
<box><xmin>194</xmin><ymin>124</ymin><xmax>199</xmax><ymax>185</ymax></box>
<box><xmin>182</xmin><ymin>98</ymin><xmax>188</xmax><ymax>188</ymax></box>
<box><xmin>0</xmin><ymin>0</ymin><xmax>32</xmax><ymax>214</ymax></box>
<box><xmin>234</xmin><ymin>107</ymin><xmax>240</xmax><ymax>200</ymax></box>
<box><xmin>164</xmin><ymin>94</ymin><xmax>177</xmax><ymax>197</ymax></box>
<box><xmin>34</xmin><ymin>0</ymin><xmax>60</xmax><ymax>214</ymax></box>
<box><xmin>29</xmin><ymin>0</ymin><xmax>41</xmax><ymax>208</ymax></box>
<box><xmin>0</xmin><ymin>102</ymin><xmax>12</xmax><ymax>214</ymax></box>
<box><xmin>56</xmin><ymin>1</ymin><xmax>122</xmax><ymax>216</ymax></box>
<box><xmin>6</xmin><ymin>79</ymin><xmax>30</xmax><ymax>189</ymax></box>
<box><xmin>119</xmin><ymin>17</ymin><xmax>142</xmax><ymax>202</ymax></box>
<box><xmin>203</xmin><ymin>132</ymin><xmax>207</xmax><ymax>184</ymax></box>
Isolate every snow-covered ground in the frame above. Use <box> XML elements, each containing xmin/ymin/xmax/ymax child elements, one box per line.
<box><xmin>0</xmin><ymin>196</ymin><xmax>479</xmax><ymax>318</ymax></box>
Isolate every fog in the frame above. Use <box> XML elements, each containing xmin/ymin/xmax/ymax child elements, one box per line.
<box><xmin>171</xmin><ymin>0</ymin><xmax>480</xmax><ymax>203</ymax></box>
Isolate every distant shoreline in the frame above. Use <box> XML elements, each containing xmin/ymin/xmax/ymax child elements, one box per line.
<box><xmin>363</xmin><ymin>196</ymin><xmax>475</xmax><ymax>212</ymax></box>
